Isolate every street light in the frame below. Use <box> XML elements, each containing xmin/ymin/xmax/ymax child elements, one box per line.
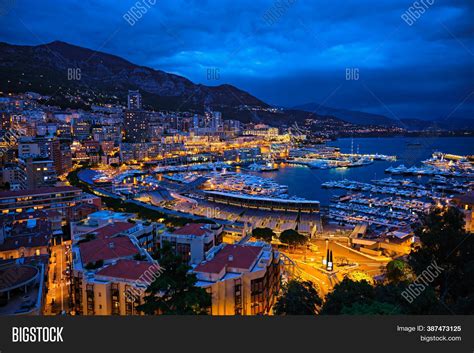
<box><xmin>327</xmin><ymin>250</ymin><xmax>333</xmax><ymax>271</ymax></box>
<box><xmin>322</xmin><ymin>239</ymin><xmax>329</xmax><ymax>265</ymax></box>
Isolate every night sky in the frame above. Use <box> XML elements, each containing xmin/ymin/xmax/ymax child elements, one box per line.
<box><xmin>0</xmin><ymin>0</ymin><xmax>473</xmax><ymax>120</ymax></box>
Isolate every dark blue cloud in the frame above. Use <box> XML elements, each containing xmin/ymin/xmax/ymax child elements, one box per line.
<box><xmin>0</xmin><ymin>0</ymin><xmax>472</xmax><ymax>119</ymax></box>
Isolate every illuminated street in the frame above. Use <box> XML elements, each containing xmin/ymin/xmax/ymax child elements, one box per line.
<box><xmin>283</xmin><ymin>238</ymin><xmax>390</xmax><ymax>295</ymax></box>
<box><xmin>44</xmin><ymin>244</ymin><xmax>70</xmax><ymax>315</ymax></box>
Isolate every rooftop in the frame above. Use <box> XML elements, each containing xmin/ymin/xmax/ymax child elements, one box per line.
<box><xmin>87</xmin><ymin>210</ymin><xmax>133</xmax><ymax>220</ymax></box>
<box><xmin>96</xmin><ymin>259</ymin><xmax>161</xmax><ymax>281</ymax></box>
<box><xmin>204</xmin><ymin>190</ymin><xmax>320</xmax><ymax>204</ymax></box>
<box><xmin>194</xmin><ymin>244</ymin><xmax>264</xmax><ymax>274</ymax></box>
<box><xmin>0</xmin><ymin>260</ymin><xmax>44</xmax><ymax>316</ymax></box>
<box><xmin>78</xmin><ymin>236</ymin><xmax>140</xmax><ymax>265</ymax></box>
<box><xmin>92</xmin><ymin>222</ymin><xmax>136</xmax><ymax>239</ymax></box>
<box><xmin>0</xmin><ymin>264</ymin><xmax>39</xmax><ymax>292</ymax></box>
<box><xmin>0</xmin><ymin>186</ymin><xmax>81</xmax><ymax>199</ymax></box>
<box><xmin>0</xmin><ymin>220</ymin><xmax>51</xmax><ymax>251</ymax></box>
<box><xmin>389</xmin><ymin>230</ymin><xmax>413</xmax><ymax>240</ymax></box>
<box><xmin>0</xmin><ymin>234</ymin><xmax>50</xmax><ymax>252</ymax></box>
<box><xmin>172</xmin><ymin>223</ymin><xmax>211</xmax><ymax>237</ymax></box>
<box><xmin>0</xmin><ymin>209</ymin><xmax>49</xmax><ymax>226</ymax></box>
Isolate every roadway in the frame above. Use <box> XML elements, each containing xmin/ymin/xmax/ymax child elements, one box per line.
<box><xmin>44</xmin><ymin>243</ymin><xmax>71</xmax><ymax>315</ymax></box>
<box><xmin>283</xmin><ymin>238</ymin><xmax>391</xmax><ymax>297</ymax></box>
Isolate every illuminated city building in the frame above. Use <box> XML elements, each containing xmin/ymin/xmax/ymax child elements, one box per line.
<box><xmin>20</xmin><ymin>158</ymin><xmax>56</xmax><ymax>189</ymax></box>
<box><xmin>71</xmin><ymin>210</ymin><xmax>165</xmax><ymax>252</ymax></box>
<box><xmin>127</xmin><ymin>90</ymin><xmax>142</xmax><ymax>110</ymax></box>
<box><xmin>0</xmin><ymin>186</ymin><xmax>83</xmax><ymax>217</ymax></box>
<box><xmin>243</xmin><ymin>124</ymin><xmax>279</xmax><ymax>138</ymax></box>
<box><xmin>124</xmin><ymin>110</ymin><xmax>149</xmax><ymax>143</ymax></box>
<box><xmin>71</xmin><ymin>225</ymin><xmax>159</xmax><ymax>315</ymax></box>
<box><xmin>159</xmin><ymin>223</ymin><xmax>223</xmax><ymax>265</ymax></box>
<box><xmin>193</xmin><ymin>243</ymin><xmax>281</xmax><ymax>315</ymax></box>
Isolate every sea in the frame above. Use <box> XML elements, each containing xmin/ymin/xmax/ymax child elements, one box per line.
<box><xmin>256</xmin><ymin>136</ymin><xmax>474</xmax><ymax>206</ymax></box>
<box><xmin>79</xmin><ymin>136</ymin><xmax>473</xmax><ymax>207</ymax></box>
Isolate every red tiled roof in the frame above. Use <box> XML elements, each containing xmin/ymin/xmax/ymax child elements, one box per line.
<box><xmin>44</xmin><ymin>209</ymin><xmax>62</xmax><ymax>218</ymax></box>
<box><xmin>173</xmin><ymin>223</ymin><xmax>209</xmax><ymax>237</ymax></box>
<box><xmin>0</xmin><ymin>233</ymin><xmax>50</xmax><ymax>251</ymax></box>
<box><xmin>0</xmin><ymin>210</ymin><xmax>49</xmax><ymax>226</ymax></box>
<box><xmin>10</xmin><ymin>219</ymin><xmax>51</xmax><ymax>236</ymax></box>
<box><xmin>0</xmin><ymin>186</ymin><xmax>81</xmax><ymax>199</ymax></box>
<box><xmin>194</xmin><ymin>244</ymin><xmax>263</xmax><ymax>274</ymax></box>
<box><xmin>93</xmin><ymin>222</ymin><xmax>136</xmax><ymax>240</ymax></box>
<box><xmin>79</xmin><ymin>236</ymin><xmax>139</xmax><ymax>264</ymax></box>
<box><xmin>71</xmin><ymin>203</ymin><xmax>98</xmax><ymax>211</ymax></box>
<box><xmin>96</xmin><ymin>259</ymin><xmax>161</xmax><ymax>281</ymax></box>
<box><xmin>0</xmin><ymin>265</ymin><xmax>39</xmax><ymax>290</ymax></box>
<box><xmin>14</xmin><ymin>210</ymin><xmax>49</xmax><ymax>221</ymax></box>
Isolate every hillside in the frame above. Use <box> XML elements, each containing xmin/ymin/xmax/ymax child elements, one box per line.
<box><xmin>0</xmin><ymin>41</ymin><xmax>314</xmax><ymax>125</ymax></box>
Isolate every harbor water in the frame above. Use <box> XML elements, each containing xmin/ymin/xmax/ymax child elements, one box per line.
<box><xmin>257</xmin><ymin>136</ymin><xmax>473</xmax><ymax>206</ymax></box>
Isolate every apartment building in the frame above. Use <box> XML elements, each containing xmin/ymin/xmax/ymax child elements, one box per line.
<box><xmin>20</xmin><ymin>158</ymin><xmax>56</xmax><ymax>189</ymax></box>
<box><xmin>159</xmin><ymin>223</ymin><xmax>223</xmax><ymax>265</ymax></box>
<box><xmin>0</xmin><ymin>186</ymin><xmax>83</xmax><ymax>218</ymax></box>
<box><xmin>71</xmin><ymin>210</ymin><xmax>165</xmax><ymax>252</ymax></box>
<box><xmin>193</xmin><ymin>242</ymin><xmax>281</xmax><ymax>315</ymax></box>
<box><xmin>71</xmin><ymin>232</ymin><xmax>161</xmax><ymax>315</ymax></box>
<box><xmin>0</xmin><ymin>163</ymin><xmax>27</xmax><ymax>190</ymax></box>
<box><xmin>243</xmin><ymin>124</ymin><xmax>279</xmax><ymax>138</ymax></box>
<box><xmin>0</xmin><ymin>215</ymin><xmax>52</xmax><ymax>260</ymax></box>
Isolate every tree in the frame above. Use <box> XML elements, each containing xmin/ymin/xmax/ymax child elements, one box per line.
<box><xmin>341</xmin><ymin>301</ymin><xmax>402</xmax><ymax>315</ymax></box>
<box><xmin>320</xmin><ymin>207</ymin><xmax>474</xmax><ymax>316</ymax></box>
<box><xmin>137</xmin><ymin>243</ymin><xmax>211</xmax><ymax>315</ymax></box>
<box><xmin>374</xmin><ymin>282</ymin><xmax>442</xmax><ymax>315</ymax></box>
<box><xmin>346</xmin><ymin>270</ymin><xmax>374</xmax><ymax>285</ymax></box>
<box><xmin>274</xmin><ymin>280</ymin><xmax>322</xmax><ymax>315</ymax></box>
<box><xmin>85</xmin><ymin>259</ymin><xmax>103</xmax><ymax>270</ymax></box>
<box><xmin>321</xmin><ymin>278</ymin><xmax>375</xmax><ymax>314</ymax></box>
<box><xmin>133</xmin><ymin>253</ymin><xmax>147</xmax><ymax>261</ymax></box>
<box><xmin>385</xmin><ymin>259</ymin><xmax>414</xmax><ymax>284</ymax></box>
<box><xmin>77</xmin><ymin>233</ymin><xmax>96</xmax><ymax>244</ymax></box>
<box><xmin>252</xmin><ymin>227</ymin><xmax>275</xmax><ymax>242</ymax></box>
<box><xmin>279</xmin><ymin>229</ymin><xmax>307</xmax><ymax>246</ymax></box>
<box><xmin>408</xmin><ymin>206</ymin><xmax>474</xmax><ymax>314</ymax></box>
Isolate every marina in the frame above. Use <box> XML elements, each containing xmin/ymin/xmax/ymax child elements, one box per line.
<box><xmin>385</xmin><ymin>152</ymin><xmax>473</xmax><ymax>177</ymax></box>
<box><xmin>286</xmin><ymin>141</ymin><xmax>396</xmax><ymax>169</ymax></box>
<box><xmin>78</xmin><ymin>137</ymin><xmax>473</xmax><ymax>237</ymax></box>
<box><xmin>153</xmin><ymin>161</ymin><xmax>232</xmax><ymax>173</ymax></box>
<box><xmin>321</xmin><ymin>178</ymin><xmax>464</xmax><ymax>198</ymax></box>
<box><xmin>202</xmin><ymin>171</ymin><xmax>291</xmax><ymax>198</ymax></box>
<box><xmin>247</xmin><ymin>162</ymin><xmax>279</xmax><ymax>172</ymax></box>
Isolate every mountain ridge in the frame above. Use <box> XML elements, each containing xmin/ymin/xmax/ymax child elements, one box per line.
<box><xmin>293</xmin><ymin>102</ymin><xmax>399</xmax><ymax>127</ymax></box>
<box><xmin>3</xmin><ymin>40</ymin><xmax>470</xmax><ymax>131</ymax></box>
<box><xmin>0</xmin><ymin>40</ymin><xmax>276</xmax><ymax>122</ymax></box>
<box><xmin>294</xmin><ymin>102</ymin><xmax>474</xmax><ymax>131</ymax></box>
